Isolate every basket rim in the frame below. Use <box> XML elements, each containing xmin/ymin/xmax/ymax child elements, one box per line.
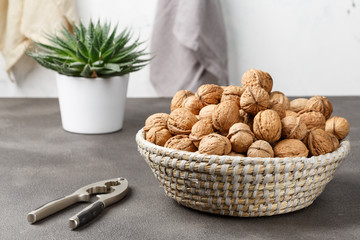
<box><xmin>136</xmin><ymin>128</ymin><xmax>350</xmax><ymax>164</ymax></box>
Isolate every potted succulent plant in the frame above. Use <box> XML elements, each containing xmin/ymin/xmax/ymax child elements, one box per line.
<box><xmin>26</xmin><ymin>20</ymin><xmax>149</xmax><ymax>134</ymax></box>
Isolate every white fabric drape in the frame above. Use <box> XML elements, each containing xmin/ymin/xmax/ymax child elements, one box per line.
<box><xmin>0</xmin><ymin>0</ymin><xmax>78</xmax><ymax>81</ymax></box>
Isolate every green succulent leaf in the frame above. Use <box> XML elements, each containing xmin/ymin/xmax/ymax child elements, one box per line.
<box><xmin>102</xmin><ymin>22</ymin><xmax>111</xmax><ymax>43</ymax></box>
<box><xmin>92</xmin><ymin>60</ymin><xmax>104</xmax><ymax>66</ymax></box>
<box><xmin>26</xmin><ymin>19</ymin><xmax>150</xmax><ymax>78</ymax></box>
<box><xmin>104</xmin><ymin>63</ymin><xmax>121</xmax><ymax>72</ymax></box>
<box><xmin>77</xmin><ymin>40</ymin><xmax>88</xmax><ymax>58</ymax></box>
<box><xmin>76</xmin><ymin>49</ymin><xmax>88</xmax><ymax>62</ymax></box>
<box><xmin>101</xmin><ymin>25</ymin><xmax>117</xmax><ymax>53</ymax></box>
<box><xmin>89</xmin><ymin>45</ymin><xmax>99</xmax><ymax>63</ymax></box>
<box><xmin>79</xmin><ymin>22</ymin><xmax>87</xmax><ymax>42</ymax></box>
<box><xmin>73</xmin><ymin>24</ymin><xmax>81</xmax><ymax>41</ymax></box>
<box><xmin>80</xmin><ymin>64</ymin><xmax>92</xmax><ymax>77</ymax></box>
<box><xmin>86</xmin><ymin>21</ymin><xmax>95</xmax><ymax>47</ymax></box>
<box><xmin>69</xmin><ymin>62</ymin><xmax>86</xmax><ymax>68</ymax></box>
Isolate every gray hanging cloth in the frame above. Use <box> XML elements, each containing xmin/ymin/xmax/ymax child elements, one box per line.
<box><xmin>150</xmin><ymin>0</ymin><xmax>229</xmax><ymax>97</ymax></box>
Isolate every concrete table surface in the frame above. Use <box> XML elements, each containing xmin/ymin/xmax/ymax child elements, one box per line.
<box><xmin>0</xmin><ymin>97</ymin><xmax>359</xmax><ymax>240</ymax></box>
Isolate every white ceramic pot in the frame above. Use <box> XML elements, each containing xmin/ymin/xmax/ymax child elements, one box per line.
<box><xmin>56</xmin><ymin>73</ymin><xmax>129</xmax><ymax>134</ymax></box>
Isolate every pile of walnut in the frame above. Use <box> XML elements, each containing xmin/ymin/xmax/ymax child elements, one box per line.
<box><xmin>143</xmin><ymin>68</ymin><xmax>350</xmax><ymax>158</ymax></box>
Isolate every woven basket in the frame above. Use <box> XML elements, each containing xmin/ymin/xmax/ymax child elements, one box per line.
<box><xmin>136</xmin><ymin>129</ymin><xmax>350</xmax><ymax>217</ymax></box>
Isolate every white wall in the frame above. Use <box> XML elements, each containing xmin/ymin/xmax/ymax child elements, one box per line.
<box><xmin>0</xmin><ymin>0</ymin><xmax>359</xmax><ymax>97</ymax></box>
<box><xmin>222</xmin><ymin>0</ymin><xmax>360</xmax><ymax>96</ymax></box>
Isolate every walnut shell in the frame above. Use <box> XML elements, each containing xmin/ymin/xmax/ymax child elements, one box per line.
<box><xmin>325</xmin><ymin>116</ymin><xmax>350</xmax><ymax>140</ymax></box>
<box><xmin>228</xmin><ymin>152</ymin><xmax>246</xmax><ymax>157</ymax></box>
<box><xmin>171</xmin><ymin>90</ymin><xmax>194</xmax><ymax>112</ymax></box>
<box><xmin>164</xmin><ymin>135</ymin><xmax>197</xmax><ymax>152</ymax></box>
<box><xmin>227</xmin><ymin>123</ymin><xmax>255</xmax><ymax>153</ymax></box>
<box><xmin>281</xmin><ymin>116</ymin><xmax>307</xmax><ymax>140</ymax></box>
<box><xmin>167</xmin><ymin>108</ymin><xmax>198</xmax><ymax>135</ymax></box>
<box><xmin>274</xmin><ymin>139</ymin><xmax>309</xmax><ymax>158</ymax></box>
<box><xmin>239</xmin><ymin>109</ymin><xmax>250</xmax><ymax>124</ymax></box>
<box><xmin>270</xmin><ymin>102</ymin><xmax>286</xmax><ymax>119</ymax></box>
<box><xmin>195</xmin><ymin>84</ymin><xmax>223</xmax><ymax>106</ymax></box>
<box><xmin>290</xmin><ymin>98</ymin><xmax>308</xmax><ymax>113</ymax></box>
<box><xmin>198</xmin><ymin>104</ymin><xmax>217</xmax><ymax>121</ymax></box>
<box><xmin>285</xmin><ymin>110</ymin><xmax>298</xmax><ymax>117</ymax></box>
<box><xmin>144</xmin><ymin>113</ymin><xmax>169</xmax><ymax>132</ymax></box>
<box><xmin>182</xmin><ymin>95</ymin><xmax>204</xmax><ymax>115</ymax></box>
<box><xmin>212</xmin><ymin>100</ymin><xmax>241</xmax><ymax>135</ymax></box>
<box><xmin>242</xmin><ymin>69</ymin><xmax>273</xmax><ymax>93</ymax></box>
<box><xmin>253</xmin><ymin>110</ymin><xmax>282</xmax><ymax>143</ymax></box>
<box><xmin>198</xmin><ymin>133</ymin><xmax>232</xmax><ymax>155</ymax></box>
<box><xmin>247</xmin><ymin>140</ymin><xmax>274</xmax><ymax>158</ymax></box>
<box><xmin>270</xmin><ymin>91</ymin><xmax>290</xmax><ymax>110</ymax></box>
<box><xmin>328</xmin><ymin>132</ymin><xmax>340</xmax><ymax>151</ymax></box>
<box><xmin>305</xmin><ymin>96</ymin><xmax>333</xmax><ymax>119</ymax></box>
<box><xmin>189</xmin><ymin>119</ymin><xmax>215</xmax><ymax>147</ymax></box>
<box><xmin>221</xmin><ymin>85</ymin><xmax>244</xmax><ymax>107</ymax></box>
<box><xmin>303</xmin><ymin>128</ymin><xmax>334</xmax><ymax>156</ymax></box>
<box><xmin>239</xmin><ymin>109</ymin><xmax>253</xmax><ymax>130</ymax></box>
<box><xmin>146</xmin><ymin>126</ymin><xmax>172</xmax><ymax>146</ymax></box>
<box><xmin>240</xmin><ymin>87</ymin><xmax>270</xmax><ymax>115</ymax></box>
<box><xmin>298</xmin><ymin>111</ymin><xmax>326</xmax><ymax>130</ymax></box>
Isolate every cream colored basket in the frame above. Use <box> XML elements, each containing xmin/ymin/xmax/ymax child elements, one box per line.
<box><xmin>136</xmin><ymin>129</ymin><xmax>350</xmax><ymax>217</ymax></box>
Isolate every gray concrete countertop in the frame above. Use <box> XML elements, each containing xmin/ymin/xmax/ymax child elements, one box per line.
<box><xmin>0</xmin><ymin>97</ymin><xmax>359</xmax><ymax>240</ymax></box>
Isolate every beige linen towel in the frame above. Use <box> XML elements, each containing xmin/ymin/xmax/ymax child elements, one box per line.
<box><xmin>0</xmin><ymin>0</ymin><xmax>78</xmax><ymax>80</ymax></box>
<box><xmin>150</xmin><ymin>0</ymin><xmax>228</xmax><ymax>97</ymax></box>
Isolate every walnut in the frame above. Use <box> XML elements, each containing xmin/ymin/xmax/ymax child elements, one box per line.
<box><xmin>290</xmin><ymin>98</ymin><xmax>308</xmax><ymax>113</ymax></box>
<box><xmin>247</xmin><ymin>140</ymin><xmax>274</xmax><ymax>158</ymax></box>
<box><xmin>298</xmin><ymin>111</ymin><xmax>326</xmax><ymax>130</ymax></box>
<box><xmin>167</xmin><ymin>108</ymin><xmax>198</xmax><ymax>135</ymax></box>
<box><xmin>274</xmin><ymin>139</ymin><xmax>309</xmax><ymax>158</ymax></box>
<box><xmin>212</xmin><ymin>100</ymin><xmax>241</xmax><ymax>135</ymax></box>
<box><xmin>325</xmin><ymin>116</ymin><xmax>350</xmax><ymax>140</ymax></box>
<box><xmin>221</xmin><ymin>85</ymin><xmax>244</xmax><ymax>107</ymax></box>
<box><xmin>189</xmin><ymin>119</ymin><xmax>215</xmax><ymax>147</ymax></box>
<box><xmin>285</xmin><ymin>110</ymin><xmax>298</xmax><ymax>117</ymax></box>
<box><xmin>270</xmin><ymin>91</ymin><xmax>290</xmax><ymax>110</ymax></box>
<box><xmin>303</xmin><ymin>128</ymin><xmax>334</xmax><ymax>156</ymax></box>
<box><xmin>239</xmin><ymin>109</ymin><xmax>253</xmax><ymax>127</ymax></box>
<box><xmin>227</xmin><ymin>123</ymin><xmax>255</xmax><ymax>153</ymax></box>
<box><xmin>198</xmin><ymin>104</ymin><xmax>217</xmax><ymax>121</ymax></box>
<box><xmin>144</xmin><ymin>113</ymin><xmax>169</xmax><ymax>132</ymax></box>
<box><xmin>253</xmin><ymin>110</ymin><xmax>282</xmax><ymax>143</ymax></box>
<box><xmin>239</xmin><ymin>109</ymin><xmax>250</xmax><ymax>124</ymax></box>
<box><xmin>145</xmin><ymin>126</ymin><xmax>172</xmax><ymax>146</ymax></box>
<box><xmin>182</xmin><ymin>95</ymin><xmax>203</xmax><ymax>115</ymax></box>
<box><xmin>270</xmin><ymin>102</ymin><xmax>286</xmax><ymax>119</ymax></box>
<box><xmin>228</xmin><ymin>152</ymin><xmax>246</xmax><ymax>157</ymax></box>
<box><xmin>195</xmin><ymin>84</ymin><xmax>223</xmax><ymax>106</ymax></box>
<box><xmin>198</xmin><ymin>133</ymin><xmax>232</xmax><ymax>155</ymax></box>
<box><xmin>240</xmin><ymin>87</ymin><xmax>270</xmax><ymax>115</ymax></box>
<box><xmin>164</xmin><ymin>135</ymin><xmax>197</xmax><ymax>152</ymax></box>
<box><xmin>171</xmin><ymin>90</ymin><xmax>194</xmax><ymax>112</ymax></box>
<box><xmin>304</xmin><ymin>96</ymin><xmax>333</xmax><ymax>119</ymax></box>
<box><xmin>281</xmin><ymin>116</ymin><xmax>307</xmax><ymax>140</ymax></box>
<box><xmin>328</xmin><ymin>132</ymin><xmax>339</xmax><ymax>151</ymax></box>
<box><xmin>242</xmin><ymin>69</ymin><xmax>273</xmax><ymax>93</ymax></box>
<box><xmin>239</xmin><ymin>109</ymin><xmax>253</xmax><ymax>130</ymax></box>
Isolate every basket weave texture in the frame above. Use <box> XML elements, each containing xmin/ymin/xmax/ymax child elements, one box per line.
<box><xmin>136</xmin><ymin>129</ymin><xmax>350</xmax><ymax>217</ymax></box>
